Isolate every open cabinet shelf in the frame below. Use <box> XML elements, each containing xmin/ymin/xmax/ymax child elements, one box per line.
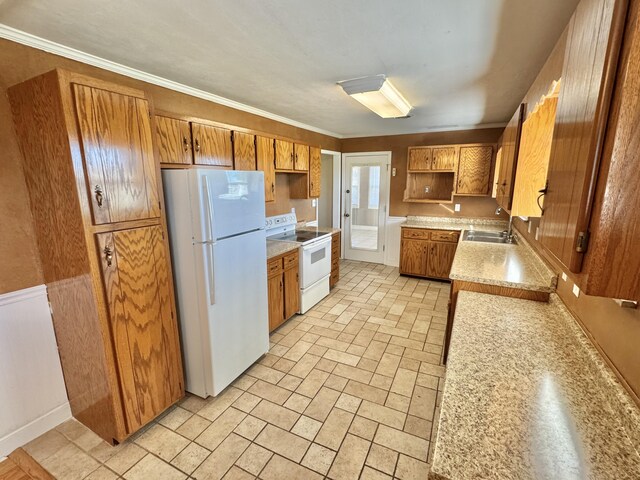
<box><xmin>403</xmin><ymin>171</ymin><xmax>455</xmax><ymax>203</ymax></box>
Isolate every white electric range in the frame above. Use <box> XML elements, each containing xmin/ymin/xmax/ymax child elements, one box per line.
<box><xmin>266</xmin><ymin>213</ymin><xmax>332</xmax><ymax>313</ymax></box>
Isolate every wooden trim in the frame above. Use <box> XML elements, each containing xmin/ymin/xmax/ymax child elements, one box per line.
<box><xmin>7</xmin><ymin>448</ymin><xmax>55</xmax><ymax>480</ymax></box>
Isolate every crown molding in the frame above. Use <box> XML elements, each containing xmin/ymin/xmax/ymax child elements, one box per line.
<box><xmin>340</xmin><ymin>122</ymin><xmax>508</xmax><ymax>139</ymax></box>
<box><xmin>0</xmin><ymin>24</ymin><xmax>344</xmax><ymax>139</ymax></box>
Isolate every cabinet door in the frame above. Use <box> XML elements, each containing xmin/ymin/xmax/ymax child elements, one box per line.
<box><xmin>408</xmin><ymin>147</ymin><xmax>432</xmax><ymax>170</ymax></box>
<box><xmin>155</xmin><ymin>116</ymin><xmax>193</xmax><ymax>165</ymax></box>
<box><xmin>496</xmin><ymin>105</ymin><xmax>525</xmax><ymax>210</ymax></box>
<box><xmin>294</xmin><ymin>144</ymin><xmax>309</xmax><ymax>171</ymax></box>
<box><xmin>233</xmin><ymin>131</ymin><xmax>256</xmax><ymax>170</ymax></box>
<box><xmin>74</xmin><ymin>84</ymin><xmax>160</xmax><ymax>225</ymax></box>
<box><xmin>268</xmin><ymin>274</ymin><xmax>284</xmax><ymax>331</ymax></box>
<box><xmin>284</xmin><ymin>267</ymin><xmax>300</xmax><ymax>319</ymax></box>
<box><xmin>275</xmin><ymin>139</ymin><xmax>294</xmax><ymax>170</ymax></box>
<box><xmin>309</xmin><ymin>147</ymin><xmax>322</xmax><ymax>198</ymax></box>
<box><xmin>400</xmin><ymin>239</ymin><xmax>428</xmax><ymax>276</ymax></box>
<box><xmin>192</xmin><ymin>123</ymin><xmax>233</xmax><ymax>168</ymax></box>
<box><xmin>256</xmin><ymin>136</ymin><xmax>276</xmax><ymax>202</ymax></box>
<box><xmin>97</xmin><ymin>225</ymin><xmax>183</xmax><ymax>433</ymax></box>
<box><xmin>427</xmin><ymin>242</ymin><xmax>457</xmax><ymax>279</ymax></box>
<box><xmin>432</xmin><ymin>147</ymin><xmax>457</xmax><ymax>170</ymax></box>
<box><xmin>456</xmin><ymin>145</ymin><xmax>493</xmax><ymax>195</ymax></box>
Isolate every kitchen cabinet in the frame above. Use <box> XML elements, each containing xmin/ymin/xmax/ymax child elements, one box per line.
<box><xmin>539</xmin><ymin>0</ymin><xmax>627</xmax><ymax>273</ymax></box>
<box><xmin>294</xmin><ymin>144</ymin><xmax>309</xmax><ymax>171</ymax></box>
<box><xmin>408</xmin><ymin>147</ymin><xmax>432</xmax><ymax>171</ymax></box>
<box><xmin>309</xmin><ymin>146</ymin><xmax>322</xmax><ymax>198</ymax></box>
<box><xmin>399</xmin><ymin>228</ymin><xmax>459</xmax><ymax>280</ymax></box>
<box><xmin>267</xmin><ymin>250</ymin><xmax>299</xmax><ymax>331</ymax></box>
<box><xmin>431</xmin><ymin>147</ymin><xmax>457</xmax><ymax>170</ymax></box>
<box><xmin>192</xmin><ymin>122</ymin><xmax>233</xmax><ymax>168</ymax></box>
<box><xmin>8</xmin><ymin>69</ymin><xmax>184</xmax><ymax>443</ymax></box>
<box><xmin>495</xmin><ymin>104</ymin><xmax>525</xmax><ymax>210</ymax></box>
<box><xmin>275</xmin><ymin>139</ymin><xmax>294</xmax><ymax>171</ymax></box>
<box><xmin>330</xmin><ymin>231</ymin><xmax>341</xmax><ymax>288</ymax></box>
<box><xmin>155</xmin><ymin>116</ymin><xmax>193</xmax><ymax>165</ymax></box>
<box><xmin>256</xmin><ymin>136</ymin><xmax>276</xmax><ymax>202</ymax></box>
<box><xmin>456</xmin><ymin>145</ymin><xmax>494</xmax><ymax>195</ymax></box>
<box><xmin>408</xmin><ymin>146</ymin><xmax>457</xmax><ymax>171</ymax></box>
<box><xmin>233</xmin><ymin>131</ymin><xmax>256</xmax><ymax>170</ymax></box>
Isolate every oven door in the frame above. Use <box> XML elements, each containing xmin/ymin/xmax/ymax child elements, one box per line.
<box><xmin>300</xmin><ymin>237</ymin><xmax>332</xmax><ymax>289</ymax></box>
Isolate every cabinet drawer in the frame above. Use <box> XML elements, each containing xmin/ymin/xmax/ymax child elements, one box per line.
<box><xmin>402</xmin><ymin>228</ymin><xmax>430</xmax><ymax>239</ymax></box>
<box><xmin>283</xmin><ymin>251</ymin><xmax>299</xmax><ymax>270</ymax></box>
<box><xmin>430</xmin><ymin>231</ymin><xmax>459</xmax><ymax>243</ymax></box>
<box><xmin>268</xmin><ymin>258</ymin><xmax>283</xmax><ymax>276</ymax></box>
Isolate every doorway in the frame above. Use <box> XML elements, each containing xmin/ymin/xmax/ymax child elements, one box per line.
<box><xmin>342</xmin><ymin>152</ymin><xmax>391</xmax><ymax>264</ymax></box>
<box><xmin>318</xmin><ymin>150</ymin><xmax>341</xmax><ymax>229</ymax></box>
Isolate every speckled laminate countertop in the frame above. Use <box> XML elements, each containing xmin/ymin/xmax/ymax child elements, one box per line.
<box><xmin>449</xmin><ymin>233</ymin><xmax>557</xmax><ymax>292</ymax></box>
<box><xmin>403</xmin><ymin>215</ymin><xmax>508</xmax><ymax>232</ymax></box>
<box><xmin>430</xmin><ymin>291</ymin><xmax>640</xmax><ymax>480</ymax></box>
<box><xmin>266</xmin><ymin>240</ymin><xmax>298</xmax><ymax>259</ymax></box>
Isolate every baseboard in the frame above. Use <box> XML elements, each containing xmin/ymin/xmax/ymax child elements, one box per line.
<box><xmin>0</xmin><ymin>403</ymin><xmax>71</xmax><ymax>457</ymax></box>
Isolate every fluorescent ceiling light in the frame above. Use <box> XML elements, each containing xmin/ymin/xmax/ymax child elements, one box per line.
<box><xmin>338</xmin><ymin>74</ymin><xmax>412</xmax><ymax>118</ymax></box>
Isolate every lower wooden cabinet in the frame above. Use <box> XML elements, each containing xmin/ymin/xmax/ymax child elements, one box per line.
<box><xmin>399</xmin><ymin>228</ymin><xmax>459</xmax><ymax>280</ymax></box>
<box><xmin>267</xmin><ymin>250</ymin><xmax>299</xmax><ymax>331</ymax></box>
<box><xmin>330</xmin><ymin>231</ymin><xmax>341</xmax><ymax>288</ymax></box>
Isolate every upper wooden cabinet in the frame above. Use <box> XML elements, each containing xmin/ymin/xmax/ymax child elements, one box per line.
<box><xmin>408</xmin><ymin>147</ymin><xmax>432</xmax><ymax>171</ymax></box>
<box><xmin>155</xmin><ymin>116</ymin><xmax>193</xmax><ymax>165</ymax></box>
<box><xmin>256</xmin><ymin>136</ymin><xmax>276</xmax><ymax>202</ymax></box>
<box><xmin>275</xmin><ymin>139</ymin><xmax>294</xmax><ymax>170</ymax></box>
<box><xmin>495</xmin><ymin>104</ymin><xmax>525</xmax><ymax>210</ymax></box>
<box><xmin>539</xmin><ymin>0</ymin><xmax>627</xmax><ymax>272</ymax></box>
<box><xmin>456</xmin><ymin>145</ymin><xmax>494</xmax><ymax>195</ymax></box>
<box><xmin>233</xmin><ymin>131</ymin><xmax>257</xmax><ymax>170</ymax></box>
<box><xmin>74</xmin><ymin>84</ymin><xmax>160</xmax><ymax>225</ymax></box>
<box><xmin>9</xmin><ymin>69</ymin><xmax>184</xmax><ymax>443</ymax></box>
<box><xmin>309</xmin><ymin>146</ymin><xmax>321</xmax><ymax>198</ymax></box>
<box><xmin>432</xmin><ymin>147</ymin><xmax>457</xmax><ymax>170</ymax></box>
<box><xmin>511</xmin><ymin>89</ymin><xmax>559</xmax><ymax>217</ymax></box>
<box><xmin>294</xmin><ymin>144</ymin><xmax>309</xmax><ymax>171</ymax></box>
<box><xmin>192</xmin><ymin>122</ymin><xmax>233</xmax><ymax>168</ymax></box>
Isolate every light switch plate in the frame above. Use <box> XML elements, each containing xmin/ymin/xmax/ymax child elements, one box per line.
<box><xmin>572</xmin><ymin>284</ymin><xmax>580</xmax><ymax>297</ymax></box>
<box><xmin>561</xmin><ymin>272</ymin><xmax>567</xmax><ymax>282</ymax></box>
<box><xmin>535</xmin><ymin>227</ymin><xmax>539</xmax><ymax>240</ymax></box>
<box><xmin>311</xmin><ymin>199</ymin><xmax>317</xmax><ymax>207</ymax></box>
<box><xmin>392</xmin><ymin>168</ymin><xmax>397</xmax><ymax>177</ymax></box>
<box><xmin>528</xmin><ymin>222</ymin><xmax>532</xmax><ymax>233</ymax></box>
<box><xmin>454</xmin><ymin>204</ymin><xmax>461</xmax><ymax>212</ymax></box>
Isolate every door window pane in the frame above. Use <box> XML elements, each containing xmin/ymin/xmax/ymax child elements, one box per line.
<box><xmin>350</xmin><ymin>165</ymin><xmax>380</xmax><ymax>251</ymax></box>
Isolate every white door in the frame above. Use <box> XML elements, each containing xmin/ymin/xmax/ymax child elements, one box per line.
<box><xmin>342</xmin><ymin>153</ymin><xmax>390</xmax><ymax>263</ymax></box>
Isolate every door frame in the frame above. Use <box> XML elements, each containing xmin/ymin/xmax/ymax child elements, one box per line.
<box><xmin>319</xmin><ymin>149</ymin><xmax>342</xmax><ymax>230</ymax></box>
<box><xmin>341</xmin><ymin>151</ymin><xmax>392</xmax><ymax>264</ymax></box>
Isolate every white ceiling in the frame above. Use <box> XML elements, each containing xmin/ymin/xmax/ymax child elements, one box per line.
<box><xmin>0</xmin><ymin>0</ymin><xmax>578</xmax><ymax>138</ymax></box>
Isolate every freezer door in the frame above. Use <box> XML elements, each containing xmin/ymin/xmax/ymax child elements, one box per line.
<box><xmin>201</xmin><ymin>229</ymin><xmax>269</xmax><ymax>396</ymax></box>
<box><xmin>191</xmin><ymin>169</ymin><xmax>266</xmax><ymax>242</ymax></box>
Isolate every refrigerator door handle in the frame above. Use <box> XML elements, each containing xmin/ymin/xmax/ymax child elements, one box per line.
<box><xmin>207</xmin><ymin>242</ymin><xmax>216</xmax><ymax>305</ymax></box>
<box><xmin>203</xmin><ymin>175</ymin><xmax>216</xmax><ymax>242</ymax></box>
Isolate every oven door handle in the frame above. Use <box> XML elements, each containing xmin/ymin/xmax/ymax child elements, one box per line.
<box><xmin>302</xmin><ymin>237</ymin><xmax>331</xmax><ymax>252</ymax></box>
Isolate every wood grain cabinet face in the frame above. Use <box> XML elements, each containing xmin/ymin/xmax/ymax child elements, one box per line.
<box><xmin>275</xmin><ymin>139</ymin><xmax>294</xmax><ymax>170</ymax></box>
<box><xmin>267</xmin><ymin>251</ymin><xmax>299</xmax><ymax>331</ymax></box>
<box><xmin>267</xmin><ymin>274</ymin><xmax>284</xmax><ymax>332</ymax></box>
<box><xmin>294</xmin><ymin>144</ymin><xmax>309</xmax><ymax>171</ymax></box>
<box><xmin>431</xmin><ymin>147</ymin><xmax>457</xmax><ymax>170</ymax></box>
<box><xmin>400</xmin><ymin>238</ymin><xmax>428</xmax><ymax>277</ymax></box>
<box><xmin>427</xmin><ymin>241</ymin><xmax>457</xmax><ymax>279</ymax></box>
<box><xmin>309</xmin><ymin>146</ymin><xmax>321</xmax><ymax>198</ymax></box>
<box><xmin>233</xmin><ymin>131</ymin><xmax>257</xmax><ymax>171</ymax></box>
<box><xmin>400</xmin><ymin>229</ymin><xmax>458</xmax><ymax>280</ymax></box>
<box><xmin>496</xmin><ymin>105</ymin><xmax>525</xmax><ymax>210</ymax></box>
<box><xmin>96</xmin><ymin>225</ymin><xmax>183</xmax><ymax>433</ymax></box>
<box><xmin>192</xmin><ymin>123</ymin><xmax>233</xmax><ymax>168</ymax></box>
<box><xmin>456</xmin><ymin>146</ymin><xmax>493</xmax><ymax>195</ymax></box>
<box><xmin>155</xmin><ymin>116</ymin><xmax>193</xmax><ymax>165</ymax></box>
<box><xmin>408</xmin><ymin>147</ymin><xmax>432</xmax><ymax>171</ymax></box>
<box><xmin>256</xmin><ymin>136</ymin><xmax>276</xmax><ymax>202</ymax></box>
<box><xmin>284</xmin><ymin>266</ymin><xmax>300</xmax><ymax>319</ymax></box>
<box><xmin>74</xmin><ymin>84</ymin><xmax>160</xmax><ymax>224</ymax></box>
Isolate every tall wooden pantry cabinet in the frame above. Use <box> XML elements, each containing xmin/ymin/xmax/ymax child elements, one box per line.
<box><xmin>9</xmin><ymin>69</ymin><xmax>184</xmax><ymax>443</ymax></box>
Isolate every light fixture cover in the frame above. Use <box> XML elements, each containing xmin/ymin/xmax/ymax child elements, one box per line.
<box><xmin>338</xmin><ymin>75</ymin><xmax>412</xmax><ymax>118</ymax></box>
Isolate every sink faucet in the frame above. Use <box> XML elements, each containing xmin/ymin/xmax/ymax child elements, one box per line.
<box><xmin>495</xmin><ymin>206</ymin><xmax>516</xmax><ymax>244</ymax></box>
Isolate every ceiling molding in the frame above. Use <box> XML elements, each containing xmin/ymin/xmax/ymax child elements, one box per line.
<box><xmin>0</xmin><ymin>23</ymin><xmax>344</xmax><ymax>139</ymax></box>
<box><xmin>340</xmin><ymin>122</ymin><xmax>508</xmax><ymax>139</ymax></box>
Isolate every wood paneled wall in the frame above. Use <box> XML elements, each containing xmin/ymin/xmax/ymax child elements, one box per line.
<box><xmin>341</xmin><ymin>129</ymin><xmax>504</xmax><ymax>218</ymax></box>
<box><xmin>0</xmin><ymin>38</ymin><xmax>339</xmax><ymax>294</ymax></box>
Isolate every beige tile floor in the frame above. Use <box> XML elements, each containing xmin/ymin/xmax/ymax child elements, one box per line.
<box><xmin>21</xmin><ymin>260</ymin><xmax>448</xmax><ymax>480</ymax></box>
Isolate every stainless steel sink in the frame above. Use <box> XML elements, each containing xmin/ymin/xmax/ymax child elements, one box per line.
<box><xmin>462</xmin><ymin>230</ymin><xmax>517</xmax><ymax>244</ymax></box>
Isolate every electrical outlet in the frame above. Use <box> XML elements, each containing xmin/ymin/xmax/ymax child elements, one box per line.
<box><xmin>424</xmin><ymin>186</ymin><xmax>430</xmax><ymax>193</ymax></box>
<box><xmin>572</xmin><ymin>284</ymin><xmax>580</xmax><ymax>297</ymax></box>
<box><xmin>561</xmin><ymin>272</ymin><xmax>567</xmax><ymax>282</ymax></box>
<box><xmin>535</xmin><ymin>227</ymin><xmax>539</xmax><ymax>240</ymax></box>
<box><xmin>454</xmin><ymin>204</ymin><xmax>461</xmax><ymax>212</ymax></box>
<box><xmin>311</xmin><ymin>199</ymin><xmax>317</xmax><ymax>207</ymax></box>
<box><xmin>528</xmin><ymin>221</ymin><xmax>532</xmax><ymax>233</ymax></box>
<box><xmin>291</xmin><ymin>207</ymin><xmax>295</xmax><ymax>213</ymax></box>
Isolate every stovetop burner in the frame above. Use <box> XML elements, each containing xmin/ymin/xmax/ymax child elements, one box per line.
<box><xmin>269</xmin><ymin>230</ymin><xmax>328</xmax><ymax>244</ymax></box>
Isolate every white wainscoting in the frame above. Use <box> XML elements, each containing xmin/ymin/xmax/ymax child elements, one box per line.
<box><xmin>384</xmin><ymin>217</ymin><xmax>406</xmax><ymax>267</ymax></box>
<box><xmin>0</xmin><ymin>285</ymin><xmax>70</xmax><ymax>456</ymax></box>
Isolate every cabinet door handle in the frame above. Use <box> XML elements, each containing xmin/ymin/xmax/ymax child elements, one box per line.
<box><xmin>271</xmin><ymin>183</ymin><xmax>275</xmax><ymax>193</ymax></box>
<box><xmin>94</xmin><ymin>185</ymin><xmax>104</xmax><ymax>207</ymax></box>
<box><xmin>183</xmin><ymin>136</ymin><xmax>190</xmax><ymax>152</ymax></box>
<box><xmin>104</xmin><ymin>245</ymin><xmax>113</xmax><ymax>267</ymax></box>
<box><xmin>280</xmin><ymin>280</ymin><xmax>283</xmax><ymax>291</ymax></box>
<box><xmin>195</xmin><ymin>138</ymin><xmax>201</xmax><ymax>152</ymax></box>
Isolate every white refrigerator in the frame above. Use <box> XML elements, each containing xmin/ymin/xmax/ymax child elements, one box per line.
<box><xmin>162</xmin><ymin>168</ymin><xmax>269</xmax><ymax>398</ymax></box>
